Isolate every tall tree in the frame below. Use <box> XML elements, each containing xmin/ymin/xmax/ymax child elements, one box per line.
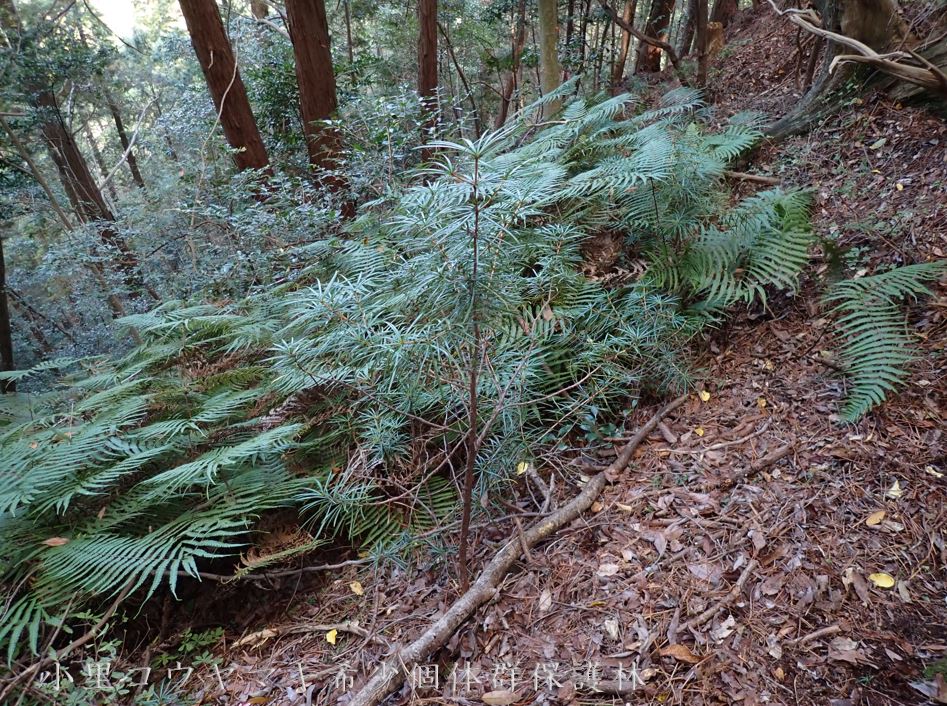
<box><xmin>694</xmin><ymin>0</ymin><xmax>708</xmax><ymax>86</ymax></box>
<box><xmin>537</xmin><ymin>0</ymin><xmax>563</xmax><ymax>116</ymax></box>
<box><xmin>418</xmin><ymin>0</ymin><xmax>438</xmax><ymax>124</ymax></box>
<box><xmin>178</xmin><ymin>0</ymin><xmax>270</xmax><ymax>172</ymax></box>
<box><xmin>284</xmin><ymin>0</ymin><xmax>351</xmax><ymax>209</ymax></box>
<box><xmin>610</xmin><ymin>0</ymin><xmax>638</xmax><ymax>89</ymax></box>
<box><xmin>635</xmin><ymin>0</ymin><xmax>676</xmax><ymax>73</ymax></box>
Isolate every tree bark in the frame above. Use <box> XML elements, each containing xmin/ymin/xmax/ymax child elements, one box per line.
<box><xmin>0</xmin><ymin>234</ymin><xmax>14</xmax><ymax>393</ymax></box>
<box><xmin>178</xmin><ymin>0</ymin><xmax>270</xmax><ymax>172</ymax></box>
<box><xmin>611</xmin><ymin>0</ymin><xmax>638</xmax><ymax>89</ymax></box>
<box><xmin>695</xmin><ymin>0</ymin><xmax>708</xmax><ymax>85</ymax></box>
<box><xmin>765</xmin><ymin>0</ymin><xmax>934</xmax><ymax>140</ymax></box>
<box><xmin>635</xmin><ymin>0</ymin><xmax>676</xmax><ymax>73</ymax></box>
<box><xmin>709</xmin><ymin>0</ymin><xmax>737</xmax><ymax>28</ymax></box>
<box><xmin>250</xmin><ymin>0</ymin><xmax>268</xmax><ymax>18</ymax></box>
<box><xmin>105</xmin><ymin>92</ymin><xmax>146</xmax><ymax>188</ymax></box>
<box><xmin>677</xmin><ymin>0</ymin><xmax>696</xmax><ymax>56</ymax></box>
<box><xmin>284</xmin><ymin>0</ymin><xmax>352</xmax><ymax>212</ymax></box>
<box><xmin>496</xmin><ymin>0</ymin><xmax>528</xmax><ymax>127</ymax></box>
<box><xmin>418</xmin><ymin>0</ymin><xmax>438</xmax><ymax>130</ymax></box>
<box><xmin>538</xmin><ymin>0</ymin><xmax>563</xmax><ymax>116</ymax></box>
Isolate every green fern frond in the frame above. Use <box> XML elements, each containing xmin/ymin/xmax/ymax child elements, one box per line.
<box><xmin>825</xmin><ymin>261</ymin><xmax>946</xmax><ymax>421</ymax></box>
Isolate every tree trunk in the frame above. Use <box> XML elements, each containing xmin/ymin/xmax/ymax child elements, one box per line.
<box><xmin>538</xmin><ymin>0</ymin><xmax>563</xmax><ymax>116</ymax></box>
<box><xmin>284</xmin><ymin>0</ymin><xmax>352</xmax><ymax>211</ymax></box>
<box><xmin>611</xmin><ymin>0</ymin><xmax>638</xmax><ymax>89</ymax></box>
<box><xmin>677</xmin><ymin>0</ymin><xmax>696</xmax><ymax>56</ymax></box>
<box><xmin>0</xmin><ymin>235</ymin><xmax>14</xmax><ymax>393</ymax></box>
<box><xmin>418</xmin><ymin>0</ymin><xmax>438</xmax><ymax>131</ymax></box>
<box><xmin>250</xmin><ymin>0</ymin><xmax>268</xmax><ymax>18</ymax></box>
<box><xmin>635</xmin><ymin>0</ymin><xmax>676</xmax><ymax>73</ymax></box>
<box><xmin>709</xmin><ymin>0</ymin><xmax>737</xmax><ymax>29</ymax></box>
<box><xmin>178</xmin><ymin>0</ymin><xmax>270</xmax><ymax>172</ymax></box>
<box><xmin>496</xmin><ymin>0</ymin><xmax>528</xmax><ymax>127</ymax></box>
<box><xmin>766</xmin><ymin>0</ymin><xmax>930</xmax><ymax>140</ymax></box>
<box><xmin>85</xmin><ymin>126</ymin><xmax>118</xmax><ymax>203</ymax></box>
<box><xmin>695</xmin><ymin>0</ymin><xmax>708</xmax><ymax>85</ymax></box>
<box><xmin>105</xmin><ymin>92</ymin><xmax>146</xmax><ymax>188</ymax></box>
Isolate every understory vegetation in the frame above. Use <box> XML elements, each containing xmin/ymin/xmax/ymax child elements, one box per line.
<box><xmin>1</xmin><ymin>0</ymin><xmax>944</xmax><ymax>696</ymax></box>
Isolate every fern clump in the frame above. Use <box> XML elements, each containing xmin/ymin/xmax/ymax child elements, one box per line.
<box><xmin>0</xmin><ymin>87</ymin><xmax>813</xmax><ymax>661</ymax></box>
<box><xmin>824</xmin><ymin>261</ymin><xmax>946</xmax><ymax>422</ymax></box>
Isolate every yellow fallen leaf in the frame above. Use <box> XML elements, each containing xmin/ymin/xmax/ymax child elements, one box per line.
<box><xmin>659</xmin><ymin>643</ymin><xmax>702</xmax><ymax>664</ymax></box>
<box><xmin>886</xmin><ymin>480</ymin><xmax>903</xmax><ymax>498</ymax></box>
<box><xmin>481</xmin><ymin>690</ymin><xmax>519</xmax><ymax>706</ymax></box>
<box><xmin>591</xmin><ymin>501</ymin><xmax>604</xmax><ymax>513</ymax></box>
<box><xmin>774</xmin><ymin>666</ymin><xmax>785</xmax><ymax>680</ymax></box>
<box><xmin>757</xmin><ymin>397</ymin><xmax>767</xmax><ymax>409</ymax></box>
<box><xmin>698</xmin><ymin>390</ymin><xmax>711</xmax><ymax>402</ymax></box>
<box><xmin>895</xmin><ymin>182</ymin><xmax>904</xmax><ymax>191</ymax></box>
<box><xmin>515</xmin><ymin>461</ymin><xmax>531</xmax><ymax>475</ymax></box>
<box><xmin>925</xmin><ymin>465</ymin><xmax>943</xmax><ymax>479</ymax></box>
<box><xmin>326</xmin><ymin>629</ymin><xmax>338</xmax><ymax>645</ymax></box>
<box><xmin>865</xmin><ymin>510</ymin><xmax>885</xmax><ymax>527</ymax></box>
<box><xmin>763</xmin><ymin>359</ymin><xmax>775</xmax><ymax>371</ymax></box>
<box><xmin>695</xmin><ymin>426</ymin><xmax>705</xmax><ymax>437</ymax></box>
<box><xmin>868</xmin><ymin>572</ymin><xmax>895</xmax><ymax>589</ymax></box>
<box><xmin>41</xmin><ymin>537</ymin><xmax>69</xmax><ymax>547</ymax></box>
<box><xmin>349</xmin><ymin>580</ymin><xmax>364</xmax><ymax>596</ymax></box>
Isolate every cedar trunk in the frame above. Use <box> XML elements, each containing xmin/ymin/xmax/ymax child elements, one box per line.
<box><xmin>709</xmin><ymin>0</ymin><xmax>737</xmax><ymax>28</ymax></box>
<box><xmin>284</xmin><ymin>0</ymin><xmax>351</xmax><ymax>207</ymax></box>
<box><xmin>418</xmin><ymin>0</ymin><xmax>438</xmax><ymax>121</ymax></box>
<box><xmin>635</xmin><ymin>0</ymin><xmax>676</xmax><ymax>73</ymax></box>
<box><xmin>178</xmin><ymin>0</ymin><xmax>270</xmax><ymax>172</ymax></box>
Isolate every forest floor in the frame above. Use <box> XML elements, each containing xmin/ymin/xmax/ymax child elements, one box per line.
<box><xmin>155</xmin><ymin>7</ymin><xmax>947</xmax><ymax>706</ymax></box>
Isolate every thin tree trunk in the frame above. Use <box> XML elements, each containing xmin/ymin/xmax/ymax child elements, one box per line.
<box><xmin>438</xmin><ymin>21</ymin><xmax>482</xmax><ymax>136</ymax></box>
<box><xmin>178</xmin><ymin>0</ymin><xmax>270</xmax><ymax>172</ymax></box>
<box><xmin>611</xmin><ymin>0</ymin><xmax>638</xmax><ymax>89</ymax></box>
<box><xmin>343</xmin><ymin>0</ymin><xmax>354</xmax><ymax>64</ymax></box>
<box><xmin>284</xmin><ymin>0</ymin><xmax>352</xmax><ymax>213</ymax></box>
<box><xmin>496</xmin><ymin>0</ymin><xmax>528</xmax><ymax>127</ymax></box>
<box><xmin>538</xmin><ymin>0</ymin><xmax>563</xmax><ymax>116</ymax></box>
<box><xmin>695</xmin><ymin>0</ymin><xmax>708</xmax><ymax>85</ymax></box>
<box><xmin>418</xmin><ymin>0</ymin><xmax>439</xmax><ymax>131</ymax></box>
<box><xmin>85</xmin><ymin>126</ymin><xmax>118</xmax><ymax>203</ymax></box>
<box><xmin>577</xmin><ymin>0</ymin><xmax>592</xmax><ymax>73</ymax></box>
<box><xmin>635</xmin><ymin>0</ymin><xmax>676</xmax><ymax>73</ymax></box>
<box><xmin>105</xmin><ymin>92</ymin><xmax>145</xmax><ymax>188</ymax></box>
<box><xmin>0</xmin><ymin>234</ymin><xmax>14</xmax><ymax>393</ymax></box>
<box><xmin>677</xmin><ymin>0</ymin><xmax>696</xmax><ymax>56</ymax></box>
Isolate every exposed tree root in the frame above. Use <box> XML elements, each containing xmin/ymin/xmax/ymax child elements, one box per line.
<box><xmin>345</xmin><ymin>394</ymin><xmax>688</xmax><ymax>706</ymax></box>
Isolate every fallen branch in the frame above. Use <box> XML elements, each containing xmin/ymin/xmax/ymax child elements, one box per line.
<box><xmin>599</xmin><ymin>1</ymin><xmax>691</xmax><ymax>87</ymax></box>
<box><xmin>723</xmin><ymin>170</ymin><xmax>781</xmax><ymax>185</ymax></box>
<box><xmin>345</xmin><ymin>394</ymin><xmax>688</xmax><ymax>706</ymax></box>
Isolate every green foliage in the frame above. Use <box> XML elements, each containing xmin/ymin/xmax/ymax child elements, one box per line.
<box><xmin>0</xmin><ymin>89</ymin><xmax>810</xmax><ymax>662</ymax></box>
<box><xmin>824</xmin><ymin>261</ymin><xmax>946</xmax><ymax>422</ymax></box>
